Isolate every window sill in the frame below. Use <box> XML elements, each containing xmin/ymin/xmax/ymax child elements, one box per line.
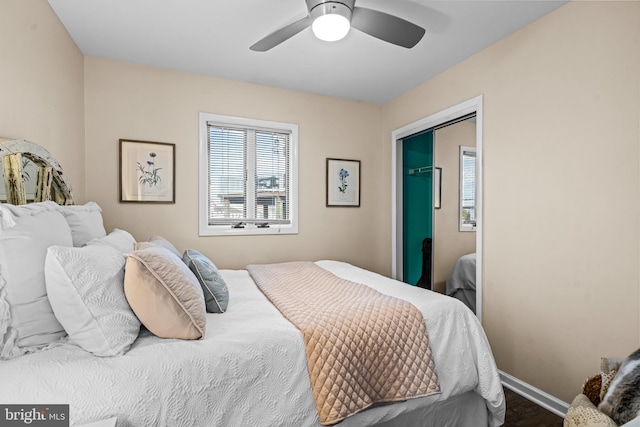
<box><xmin>199</xmin><ymin>224</ymin><xmax>298</xmax><ymax>236</ymax></box>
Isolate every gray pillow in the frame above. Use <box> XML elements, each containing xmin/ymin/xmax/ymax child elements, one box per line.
<box><xmin>182</xmin><ymin>249</ymin><xmax>229</xmax><ymax>313</ymax></box>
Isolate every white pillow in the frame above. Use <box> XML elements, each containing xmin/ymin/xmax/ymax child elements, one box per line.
<box><xmin>87</xmin><ymin>229</ymin><xmax>136</xmax><ymax>254</ymax></box>
<box><xmin>0</xmin><ymin>202</ymin><xmax>72</xmax><ymax>359</ymax></box>
<box><xmin>45</xmin><ymin>244</ymin><xmax>141</xmax><ymax>356</ymax></box>
<box><xmin>56</xmin><ymin>202</ymin><xmax>106</xmax><ymax>247</ymax></box>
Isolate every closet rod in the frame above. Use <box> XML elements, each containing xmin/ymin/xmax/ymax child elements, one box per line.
<box><xmin>408</xmin><ymin>166</ymin><xmax>433</xmax><ymax>175</ymax></box>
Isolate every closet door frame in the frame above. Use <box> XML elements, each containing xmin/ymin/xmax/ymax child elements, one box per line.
<box><xmin>391</xmin><ymin>95</ymin><xmax>484</xmax><ymax>320</ymax></box>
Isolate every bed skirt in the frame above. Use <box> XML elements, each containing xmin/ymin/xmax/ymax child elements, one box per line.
<box><xmin>372</xmin><ymin>391</ymin><xmax>489</xmax><ymax>427</ymax></box>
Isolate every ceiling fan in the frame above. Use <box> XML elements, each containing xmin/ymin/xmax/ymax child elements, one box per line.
<box><xmin>250</xmin><ymin>0</ymin><xmax>426</xmax><ymax>52</ymax></box>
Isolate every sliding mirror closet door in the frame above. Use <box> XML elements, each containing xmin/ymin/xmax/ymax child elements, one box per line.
<box><xmin>399</xmin><ymin>118</ymin><xmax>476</xmax><ymax>299</ymax></box>
<box><xmin>392</xmin><ymin>96</ymin><xmax>483</xmax><ymax>318</ymax></box>
<box><xmin>432</xmin><ymin>118</ymin><xmax>477</xmax><ymax>313</ymax></box>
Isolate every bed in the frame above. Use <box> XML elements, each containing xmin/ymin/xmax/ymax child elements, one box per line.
<box><xmin>446</xmin><ymin>253</ymin><xmax>477</xmax><ymax>314</ymax></box>
<box><xmin>0</xmin><ymin>140</ymin><xmax>504</xmax><ymax>426</ymax></box>
<box><xmin>0</xmin><ymin>256</ymin><xmax>505</xmax><ymax>426</ymax></box>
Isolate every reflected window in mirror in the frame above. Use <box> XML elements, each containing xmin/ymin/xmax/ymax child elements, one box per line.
<box><xmin>459</xmin><ymin>146</ymin><xmax>476</xmax><ymax>232</ymax></box>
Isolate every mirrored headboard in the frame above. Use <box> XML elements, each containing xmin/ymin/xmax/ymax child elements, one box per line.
<box><xmin>0</xmin><ymin>138</ymin><xmax>74</xmax><ymax>205</ymax></box>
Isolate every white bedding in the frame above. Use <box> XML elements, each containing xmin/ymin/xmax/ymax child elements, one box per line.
<box><xmin>0</xmin><ymin>260</ymin><xmax>505</xmax><ymax>426</ymax></box>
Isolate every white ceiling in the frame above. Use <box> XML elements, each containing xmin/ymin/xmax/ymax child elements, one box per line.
<box><xmin>47</xmin><ymin>0</ymin><xmax>567</xmax><ymax>105</ymax></box>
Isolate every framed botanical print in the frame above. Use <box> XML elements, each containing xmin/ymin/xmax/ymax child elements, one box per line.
<box><xmin>119</xmin><ymin>139</ymin><xmax>175</xmax><ymax>203</ymax></box>
<box><xmin>326</xmin><ymin>158</ymin><xmax>360</xmax><ymax>207</ymax></box>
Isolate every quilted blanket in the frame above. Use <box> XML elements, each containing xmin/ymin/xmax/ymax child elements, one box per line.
<box><xmin>247</xmin><ymin>261</ymin><xmax>441</xmax><ymax>425</ymax></box>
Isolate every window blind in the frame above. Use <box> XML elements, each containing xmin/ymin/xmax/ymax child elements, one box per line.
<box><xmin>207</xmin><ymin>122</ymin><xmax>291</xmax><ymax>226</ymax></box>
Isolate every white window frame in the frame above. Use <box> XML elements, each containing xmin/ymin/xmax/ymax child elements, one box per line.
<box><xmin>459</xmin><ymin>145</ymin><xmax>476</xmax><ymax>232</ymax></box>
<box><xmin>198</xmin><ymin>112</ymin><xmax>298</xmax><ymax>236</ymax></box>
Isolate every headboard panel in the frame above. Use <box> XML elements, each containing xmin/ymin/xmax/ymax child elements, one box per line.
<box><xmin>0</xmin><ymin>139</ymin><xmax>74</xmax><ymax>205</ymax></box>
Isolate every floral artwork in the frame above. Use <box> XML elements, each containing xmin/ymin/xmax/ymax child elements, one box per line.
<box><xmin>137</xmin><ymin>152</ymin><xmax>162</xmax><ymax>187</ymax></box>
<box><xmin>119</xmin><ymin>139</ymin><xmax>175</xmax><ymax>203</ymax></box>
<box><xmin>326</xmin><ymin>158</ymin><xmax>360</xmax><ymax>207</ymax></box>
<box><xmin>338</xmin><ymin>168</ymin><xmax>349</xmax><ymax>195</ymax></box>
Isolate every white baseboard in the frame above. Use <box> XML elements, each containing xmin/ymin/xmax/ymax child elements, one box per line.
<box><xmin>499</xmin><ymin>370</ymin><xmax>570</xmax><ymax>418</ymax></box>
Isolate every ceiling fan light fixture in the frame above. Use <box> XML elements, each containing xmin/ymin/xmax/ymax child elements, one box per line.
<box><xmin>309</xmin><ymin>2</ymin><xmax>352</xmax><ymax>42</ymax></box>
<box><xmin>250</xmin><ymin>0</ymin><xmax>423</xmax><ymax>52</ymax></box>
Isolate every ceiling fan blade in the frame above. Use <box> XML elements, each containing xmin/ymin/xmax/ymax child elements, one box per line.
<box><xmin>351</xmin><ymin>7</ymin><xmax>425</xmax><ymax>48</ymax></box>
<box><xmin>250</xmin><ymin>16</ymin><xmax>311</xmax><ymax>52</ymax></box>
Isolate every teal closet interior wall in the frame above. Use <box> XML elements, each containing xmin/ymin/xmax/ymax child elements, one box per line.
<box><xmin>402</xmin><ymin>131</ymin><xmax>433</xmax><ymax>286</ymax></box>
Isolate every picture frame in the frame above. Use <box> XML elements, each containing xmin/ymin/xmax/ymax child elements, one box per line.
<box><xmin>119</xmin><ymin>139</ymin><xmax>175</xmax><ymax>203</ymax></box>
<box><xmin>434</xmin><ymin>167</ymin><xmax>442</xmax><ymax>209</ymax></box>
<box><xmin>326</xmin><ymin>158</ymin><xmax>360</xmax><ymax>207</ymax></box>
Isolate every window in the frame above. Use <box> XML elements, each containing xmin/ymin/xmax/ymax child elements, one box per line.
<box><xmin>198</xmin><ymin>112</ymin><xmax>298</xmax><ymax>236</ymax></box>
<box><xmin>459</xmin><ymin>145</ymin><xmax>476</xmax><ymax>232</ymax></box>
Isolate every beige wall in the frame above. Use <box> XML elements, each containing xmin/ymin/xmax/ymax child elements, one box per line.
<box><xmin>0</xmin><ymin>0</ymin><xmax>85</xmax><ymax>201</ymax></box>
<box><xmin>84</xmin><ymin>57</ymin><xmax>387</xmax><ymax>272</ymax></box>
<box><xmin>433</xmin><ymin>121</ymin><xmax>476</xmax><ymax>294</ymax></box>
<box><xmin>383</xmin><ymin>1</ymin><xmax>640</xmax><ymax>402</ymax></box>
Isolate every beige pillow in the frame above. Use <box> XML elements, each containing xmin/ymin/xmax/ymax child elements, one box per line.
<box><xmin>124</xmin><ymin>246</ymin><xmax>206</xmax><ymax>340</ymax></box>
<box><xmin>564</xmin><ymin>394</ymin><xmax>617</xmax><ymax>427</ymax></box>
<box><xmin>135</xmin><ymin>235</ymin><xmax>181</xmax><ymax>258</ymax></box>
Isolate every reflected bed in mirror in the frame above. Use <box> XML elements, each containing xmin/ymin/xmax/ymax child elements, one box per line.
<box><xmin>445</xmin><ymin>252</ymin><xmax>476</xmax><ymax>313</ymax></box>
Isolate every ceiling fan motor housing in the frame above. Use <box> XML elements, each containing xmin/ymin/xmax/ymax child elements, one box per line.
<box><xmin>306</xmin><ymin>0</ymin><xmax>355</xmax><ymax>22</ymax></box>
